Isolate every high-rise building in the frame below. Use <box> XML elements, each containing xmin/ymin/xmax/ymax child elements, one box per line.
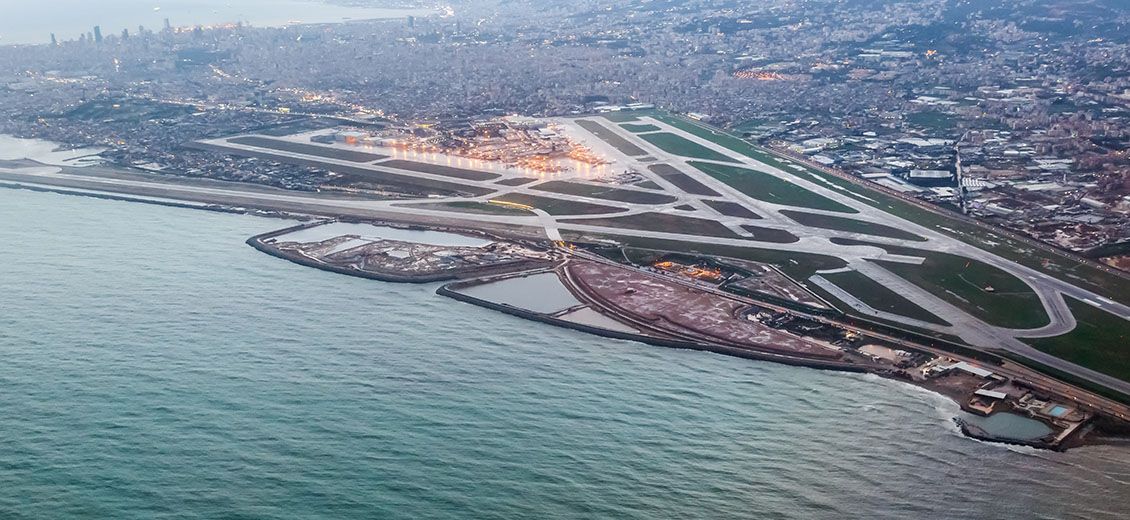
<box><xmin>408</xmin><ymin>16</ymin><xmax>415</xmax><ymax>29</ymax></box>
<box><xmin>50</xmin><ymin>33</ymin><xmax>57</xmax><ymax>46</ymax></box>
<box><xmin>93</xmin><ymin>25</ymin><xmax>103</xmax><ymax>43</ymax></box>
<box><xmin>164</xmin><ymin>18</ymin><xmax>171</xmax><ymax>31</ymax></box>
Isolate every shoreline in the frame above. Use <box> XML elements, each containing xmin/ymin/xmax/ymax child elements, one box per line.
<box><xmin>1</xmin><ymin>170</ymin><xmax>1124</xmax><ymax>451</ymax></box>
<box><xmin>246</xmin><ymin>221</ymin><xmax>1097</xmax><ymax>452</ymax></box>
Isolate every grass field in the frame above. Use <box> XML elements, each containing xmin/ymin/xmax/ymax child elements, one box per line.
<box><xmin>875</xmin><ymin>253</ymin><xmax>1049</xmax><ymax>330</ymax></box>
<box><xmin>821</xmin><ymin>270</ymin><xmax>951</xmax><ymax>326</ymax></box>
<box><xmin>563</xmin><ymin>233</ymin><xmax>848</xmax><ymax>280</ymax></box>
<box><xmin>403</xmin><ymin>201</ymin><xmax>534</xmax><ymax>216</ymax></box>
<box><xmin>531</xmin><ymin>180</ymin><xmax>677</xmax><ymax>205</ymax></box>
<box><xmin>560</xmin><ymin>212</ymin><xmax>741</xmax><ymax>239</ymax></box>
<box><xmin>1026</xmin><ymin>298</ymin><xmax>1130</xmax><ymax>384</ymax></box>
<box><xmin>378</xmin><ymin>159</ymin><xmax>500</xmax><ymax>181</ymax></box>
<box><xmin>491</xmin><ymin>193</ymin><xmax>627</xmax><ymax>216</ymax></box>
<box><xmin>780</xmin><ymin>209</ymin><xmax>926</xmax><ymax>241</ymax></box>
<box><xmin>575</xmin><ymin>120</ymin><xmax>648</xmax><ymax>156</ymax></box>
<box><xmin>639</xmin><ymin>133</ymin><xmax>741</xmax><ymax>163</ymax></box>
<box><xmin>620</xmin><ymin>123</ymin><xmax>662</xmax><ymax>133</ymax></box>
<box><xmin>689</xmin><ymin>161</ymin><xmax>857</xmax><ymax>214</ymax></box>
<box><xmin>648</xmin><ymin>164</ymin><xmax>721</xmax><ymax>196</ymax></box>
<box><xmin>599</xmin><ymin>111</ymin><xmax>644</xmax><ymax>123</ymax></box>
<box><xmin>738</xmin><ymin>225</ymin><xmax>800</xmax><ymax>244</ymax></box>
<box><xmin>495</xmin><ymin>177</ymin><xmax>539</xmax><ymax>186</ymax></box>
<box><xmin>904</xmin><ymin>111</ymin><xmax>957</xmax><ymax>132</ymax></box>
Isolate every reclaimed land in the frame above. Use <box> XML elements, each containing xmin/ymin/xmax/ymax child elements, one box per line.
<box><xmin>565</xmin><ymin>261</ymin><xmax>842</xmax><ymax>359</ymax></box>
<box><xmin>531</xmin><ymin>180</ymin><xmax>677</xmax><ymax>205</ymax></box>
<box><xmin>575</xmin><ymin>120</ymin><xmax>648</xmax><ymax>156</ymax></box>
<box><xmin>247</xmin><ymin>224</ymin><xmax>545</xmax><ymax>283</ymax></box>
<box><xmin>1026</xmin><ymin>297</ymin><xmax>1130</xmax><ymax>383</ymax></box>
<box><xmin>780</xmin><ymin>209</ymin><xmax>927</xmax><ymax>242</ymax></box>
<box><xmin>820</xmin><ymin>270</ymin><xmax>951</xmax><ymax>326</ymax></box>
<box><xmin>491</xmin><ymin>192</ymin><xmax>629</xmax><ymax>215</ymax></box>
<box><xmin>689</xmin><ymin>161</ymin><xmax>857</xmax><ymax>214</ymax></box>
<box><xmin>189</xmin><ymin>142</ymin><xmax>494</xmax><ymax>197</ymax></box>
<box><xmin>704</xmin><ymin>199</ymin><xmax>761</xmax><ymax>219</ymax></box>
<box><xmin>560</xmin><ymin>212</ymin><xmax>746</xmax><ymax>239</ymax></box>
<box><xmin>656</xmin><ymin>112</ymin><xmax>1130</xmax><ymax>306</ymax></box>
<box><xmin>648</xmin><ymin>164</ymin><xmax>720</xmax><ymax>196</ymax></box>
<box><xmin>638</xmin><ymin>133</ymin><xmax>741</xmax><ymax>163</ymax></box>
<box><xmin>228</xmin><ymin>136</ymin><xmax>387</xmax><ymax>162</ymax></box>
<box><xmin>377</xmin><ymin>159</ymin><xmax>501</xmax><ymax>181</ymax></box>
<box><xmin>438</xmin><ymin>280</ymin><xmax>867</xmax><ymax>372</ymax></box>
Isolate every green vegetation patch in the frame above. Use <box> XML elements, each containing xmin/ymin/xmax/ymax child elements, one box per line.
<box><xmin>560</xmin><ymin>212</ymin><xmax>740</xmax><ymax>239</ymax></box>
<box><xmin>689</xmin><ymin>161</ymin><xmax>857</xmax><ymax>214</ymax></box>
<box><xmin>599</xmin><ymin>111</ymin><xmax>645</xmax><ymax>123</ymax></box>
<box><xmin>654</xmin><ymin>113</ymin><xmax>1130</xmax><ymax>307</ymax></box>
<box><xmin>639</xmin><ymin>133</ymin><xmax>741</xmax><ymax>163</ymax></box>
<box><xmin>821</xmin><ymin>270</ymin><xmax>951</xmax><ymax>326</ymax></box>
<box><xmin>779</xmin><ymin>209</ymin><xmax>926</xmax><ymax>241</ymax></box>
<box><xmin>873</xmin><ymin>253</ymin><xmax>1049</xmax><ymax>330</ymax></box>
<box><xmin>904</xmin><ymin>111</ymin><xmax>957</xmax><ymax>132</ymax></box>
<box><xmin>531</xmin><ymin>180</ymin><xmax>677</xmax><ymax>205</ymax></box>
<box><xmin>620</xmin><ymin>123</ymin><xmax>662</xmax><ymax>133</ymax></box>
<box><xmin>492</xmin><ymin>193</ymin><xmax>627</xmax><ymax>216</ymax></box>
<box><xmin>704</xmin><ymin>200</ymin><xmax>761</xmax><ymax>219</ymax></box>
<box><xmin>1025</xmin><ymin>298</ymin><xmax>1130</xmax><ymax>384</ymax></box>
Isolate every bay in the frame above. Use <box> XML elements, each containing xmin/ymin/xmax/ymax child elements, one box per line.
<box><xmin>0</xmin><ymin>188</ymin><xmax>1128</xmax><ymax>519</ymax></box>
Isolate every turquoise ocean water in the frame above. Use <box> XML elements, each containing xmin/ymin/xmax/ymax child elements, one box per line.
<box><xmin>1</xmin><ymin>188</ymin><xmax>1128</xmax><ymax>519</ymax></box>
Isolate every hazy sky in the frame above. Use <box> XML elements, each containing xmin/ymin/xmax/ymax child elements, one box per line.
<box><xmin>0</xmin><ymin>0</ymin><xmax>427</xmax><ymax>45</ymax></box>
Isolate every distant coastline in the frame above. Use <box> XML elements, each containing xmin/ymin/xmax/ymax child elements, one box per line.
<box><xmin>0</xmin><ymin>0</ymin><xmax>433</xmax><ymax>46</ymax></box>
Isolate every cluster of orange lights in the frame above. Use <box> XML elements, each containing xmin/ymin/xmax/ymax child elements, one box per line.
<box><xmin>653</xmin><ymin>261</ymin><xmax>724</xmax><ymax>282</ymax></box>
<box><xmin>376</xmin><ymin>130</ymin><xmax>610</xmax><ymax>178</ymax></box>
<box><xmin>382</xmin><ymin>143</ymin><xmax>611</xmax><ymax>180</ymax></box>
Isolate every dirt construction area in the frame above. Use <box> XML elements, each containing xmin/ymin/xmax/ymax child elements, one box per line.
<box><xmin>564</xmin><ymin>260</ymin><xmax>842</xmax><ymax>360</ymax></box>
